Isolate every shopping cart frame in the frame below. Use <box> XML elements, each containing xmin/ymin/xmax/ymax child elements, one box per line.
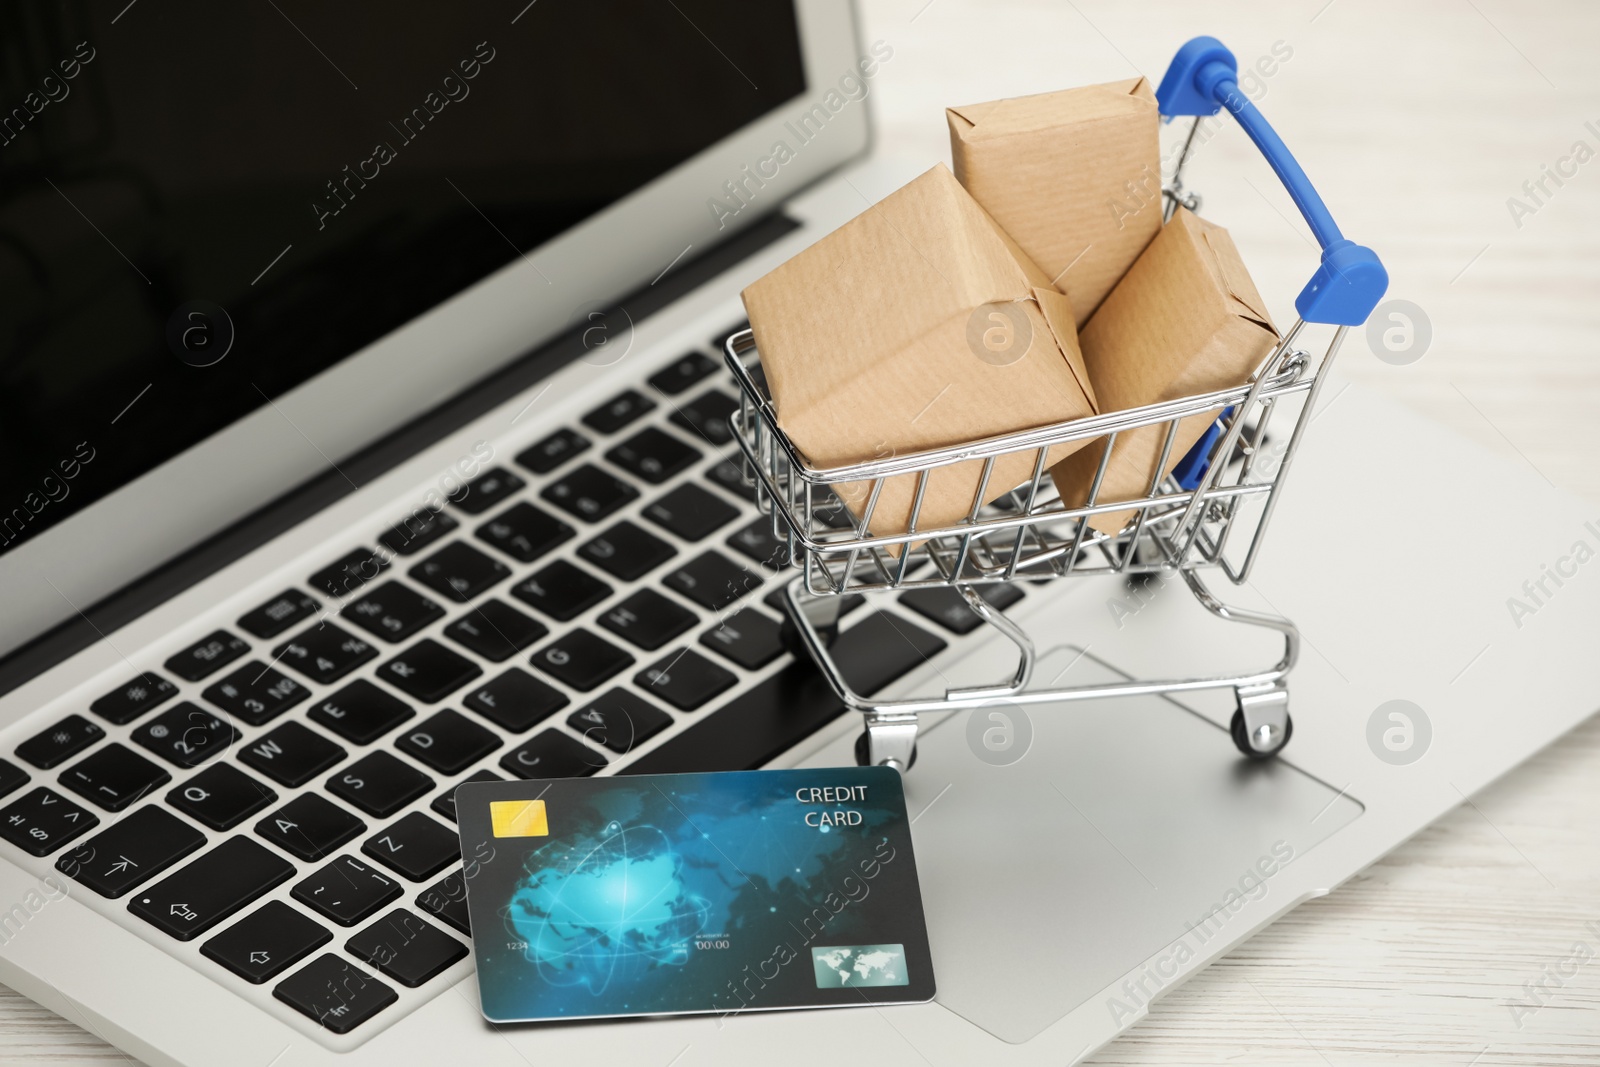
<box><xmin>722</xmin><ymin>36</ymin><xmax>1388</xmax><ymax>770</ymax></box>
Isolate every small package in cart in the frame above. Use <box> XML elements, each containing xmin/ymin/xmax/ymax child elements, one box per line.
<box><xmin>1050</xmin><ymin>207</ymin><xmax>1280</xmax><ymax>533</ymax></box>
<box><xmin>948</xmin><ymin>77</ymin><xmax>1162</xmax><ymax>327</ymax></box>
<box><xmin>740</xmin><ymin>163</ymin><xmax>1097</xmax><ymax>540</ymax></box>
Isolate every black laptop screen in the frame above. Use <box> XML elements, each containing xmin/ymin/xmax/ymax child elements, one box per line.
<box><xmin>0</xmin><ymin>0</ymin><xmax>805</xmax><ymax>558</ymax></box>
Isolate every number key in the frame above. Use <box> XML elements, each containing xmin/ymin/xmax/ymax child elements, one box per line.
<box><xmin>203</xmin><ymin>662</ymin><xmax>309</xmax><ymax>726</ymax></box>
<box><xmin>272</xmin><ymin>624</ymin><xmax>377</xmax><ymax>685</ymax></box>
<box><xmin>341</xmin><ymin>582</ymin><xmax>446</xmax><ymax>643</ymax></box>
<box><xmin>90</xmin><ymin>672</ymin><xmax>178</xmax><ymax>725</ymax></box>
<box><xmin>16</xmin><ymin>714</ymin><xmax>104</xmax><ymax>770</ymax></box>
<box><xmin>540</xmin><ymin>464</ymin><xmax>638</xmax><ymax>523</ymax></box>
<box><xmin>131</xmin><ymin>702</ymin><xmax>240</xmax><ymax>768</ymax></box>
<box><xmin>164</xmin><ymin>630</ymin><xmax>251</xmax><ymax>683</ymax></box>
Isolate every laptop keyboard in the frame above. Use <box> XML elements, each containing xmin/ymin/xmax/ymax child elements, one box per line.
<box><xmin>0</xmin><ymin>323</ymin><xmax>980</xmax><ymax>1046</ymax></box>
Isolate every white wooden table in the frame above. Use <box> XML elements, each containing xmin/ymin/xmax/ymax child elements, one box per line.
<box><xmin>7</xmin><ymin>0</ymin><xmax>1599</xmax><ymax>1061</ymax></box>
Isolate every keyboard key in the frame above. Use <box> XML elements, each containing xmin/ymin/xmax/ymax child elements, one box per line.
<box><xmin>598</xmin><ymin>589</ymin><xmax>697</xmax><ymax>651</ymax></box>
<box><xmin>239</xmin><ymin>722</ymin><xmax>346</xmax><ymax>789</ymax></box>
<box><xmin>56</xmin><ymin>805</ymin><xmax>205</xmax><ymax>898</ymax></box>
<box><xmin>699</xmin><ymin>609</ymin><xmax>785</xmax><ymax>670</ymax></box>
<box><xmin>644</xmin><ymin>483</ymin><xmax>739</xmax><ymax>542</ymax></box>
<box><xmin>475</xmin><ymin>502</ymin><xmax>573</xmax><ymax>564</ymax></box>
<box><xmin>307</xmin><ymin>548</ymin><xmax>389</xmax><ymax>600</ymax></box>
<box><xmin>202</xmin><ymin>900</ymin><xmax>331</xmax><ymax>984</ymax></box>
<box><xmin>663</xmin><ymin>551</ymin><xmax>763</xmax><ymax>611</ymax></box>
<box><xmin>567</xmin><ymin>690</ymin><xmax>673</xmax><ymax>753</ymax></box>
<box><xmin>649</xmin><ymin>351</ymin><xmax>718</xmax><ymax>395</ymax></box>
<box><xmin>129</xmin><ymin>836</ymin><xmax>294</xmax><ymax>940</ymax></box>
<box><xmin>164</xmin><ymin>630</ymin><xmax>251</xmax><ymax>683</ymax></box>
<box><xmin>256</xmin><ymin>793</ymin><xmax>365</xmax><ymax>862</ymax></box>
<box><xmin>764</xmin><ymin>587</ymin><xmax>866</xmax><ymax>618</ymax></box>
<box><xmin>131</xmin><ymin>702</ymin><xmax>241</xmax><ymax>768</ymax></box>
<box><xmin>292</xmin><ymin>855</ymin><xmax>402</xmax><ymax>927</ymax></box>
<box><xmin>511</xmin><ymin>560</ymin><xmax>612</xmax><ymax>623</ymax></box>
<box><xmin>443</xmin><ymin>600</ymin><xmax>547</xmax><ymax>662</ymax></box>
<box><xmin>342</xmin><ymin>581</ymin><xmax>446</xmax><ymax>643</ymax></box>
<box><xmin>578</xmin><ymin>521</ymin><xmax>676</xmax><ymax>581</ymax></box>
<box><xmin>377</xmin><ymin>507</ymin><xmax>459</xmax><ymax>558</ymax></box>
<box><xmin>515</xmin><ymin>428</ymin><xmax>590</xmax><ymax>474</ymax></box>
<box><xmin>396</xmin><ymin>710</ymin><xmax>501</xmax><ymax>775</ymax></box>
<box><xmin>273</xmin><ymin>623</ymin><xmax>378</xmax><ymax>685</ymax></box>
<box><xmin>531</xmin><ymin>629</ymin><xmax>633</xmax><ymax>691</ymax></box>
<box><xmin>90</xmin><ymin>673</ymin><xmax>178</xmax><ymax>725</ymax></box>
<box><xmin>623</xmin><ymin>612</ymin><xmax>946</xmax><ymax>775</ymax></box>
<box><xmin>0</xmin><ymin>787</ymin><xmax>98</xmax><ymax>856</ymax></box>
<box><xmin>726</xmin><ymin>517</ymin><xmax>791</xmax><ymax>570</ymax></box>
<box><xmin>541</xmin><ymin>464</ymin><xmax>638</xmax><ymax>523</ymax></box>
<box><xmin>237</xmin><ymin>590</ymin><xmax>320</xmax><ymax>640</ymax></box>
<box><xmin>377</xmin><ymin>639</ymin><xmax>482</xmax><ymax>703</ymax></box>
<box><xmin>328</xmin><ymin>752</ymin><xmax>433</xmax><ymax>819</ymax></box>
<box><xmin>202</xmin><ymin>662</ymin><xmax>309</xmax><ymax>726</ymax></box>
<box><xmin>429</xmin><ymin>769</ymin><xmax>502</xmax><ymax>823</ymax></box>
<box><xmin>453</xmin><ymin>467</ymin><xmax>525</xmax><ymax>516</ymax></box>
<box><xmin>307</xmin><ymin>680</ymin><xmax>414</xmax><ymax>745</ymax></box>
<box><xmin>582</xmin><ymin>389</ymin><xmax>655</xmax><ymax>434</ymax></box>
<box><xmin>347</xmin><ymin>908</ymin><xmax>468</xmax><ymax>987</ymax></box>
<box><xmin>898</xmin><ymin>584</ymin><xmax>1026</xmax><ymax>635</ymax></box>
<box><xmin>0</xmin><ymin>758</ymin><xmax>27</xmax><ymax>801</ymax></box>
<box><xmin>500</xmin><ymin>730</ymin><xmax>606</xmax><ymax>779</ymax></box>
<box><xmin>166</xmin><ymin>764</ymin><xmax>276</xmax><ymax>831</ymax></box>
<box><xmin>706</xmin><ymin>458</ymin><xmax>755</xmax><ymax>502</ymax></box>
<box><xmin>59</xmin><ymin>743</ymin><xmax>171</xmax><ymax>812</ymax></box>
<box><xmin>362</xmin><ymin>813</ymin><xmax>459</xmax><ymax>881</ymax></box>
<box><xmin>274</xmin><ymin>953</ymin><xmax>397</xmax><ymax>1034</ymax></box>
<box><xmin>605</xmin><ymin>427</ymin><xmax>701</xmax><ymax>485</ymax></box>
<box><xmin>463</xmin><ymin>669</ymin><xmax>568</xmax><ymax>732</ymax></box>
<box><xmin>670</xmin><ymin>389</ymin><xmax>739</xmax><ymax>446</ymax></box>
<box><xmin>636</xmin><ymin>650</ymin><xmax>737</xmax><ymax>711</ymax></box>
<box><xmin>16</xmin><ymin>714</ymin><xmax>105</xmax><ymax>770</ymax></box>
<box><xmin>408</xmin><ymin>541</ymin><xmax>510</xmax><ymax>603</ymax></box>
<box><xmin>416</xmin><ymin>870</ymin><xmax>472</xmax><ymax>933</ymax></box>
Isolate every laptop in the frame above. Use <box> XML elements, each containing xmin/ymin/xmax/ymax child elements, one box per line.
<box><xmin>3</xmin><ymin>2</ymin><xmax>1599</xmax><ymax>1064</ymax></box>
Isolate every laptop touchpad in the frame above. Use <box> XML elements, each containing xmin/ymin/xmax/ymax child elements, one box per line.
<box><xmin>893</xmin><ymin>647</ymin><xmax>1362</xmax><ymax>1045</ymax></box>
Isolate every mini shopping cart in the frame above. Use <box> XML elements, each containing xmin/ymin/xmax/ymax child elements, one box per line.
<box><xmin>722</xmin><ymin>37</ymin><xmax>1389</xmax><ymax>771</ymax></box>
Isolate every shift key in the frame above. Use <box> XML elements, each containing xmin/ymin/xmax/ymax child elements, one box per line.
<box><xmin>128</xmin><ymin>836</ymin><xmax>293</xmax><ymax>941</ymax></box>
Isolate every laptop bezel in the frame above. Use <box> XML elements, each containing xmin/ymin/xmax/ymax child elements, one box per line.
<box><xmin>0</xmin><ymin>0</ymin><xmax>872</xmax><ymax>659</ymax></box>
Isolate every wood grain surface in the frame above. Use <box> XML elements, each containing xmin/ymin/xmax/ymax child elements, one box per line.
<box><xmin>5</xmin><ymin>0</ymin><xmax>1598</xmax><ymax>1062</ymax></box>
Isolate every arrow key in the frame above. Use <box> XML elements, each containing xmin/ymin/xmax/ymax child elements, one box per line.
<box><xmin>56</xmin><ymin>805</ymin><xmax>204</xmax><ymax>897</ymax></box>
<box><xmin>202</xmin><ymin>900</ymin><xmax>331</xmax><ymax>984</ymax></box>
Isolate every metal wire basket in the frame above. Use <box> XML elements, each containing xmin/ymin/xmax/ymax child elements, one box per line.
<box><xmin>723</xmin><ymin>35</ymin><xmax>1388</xmax><ymax>770</ymax></box>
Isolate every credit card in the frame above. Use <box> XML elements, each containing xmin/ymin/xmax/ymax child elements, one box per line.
<box><xmin>455</xmin><ymin>767</ymin><xmax>935</xmax><ymax>1023</ymax></box>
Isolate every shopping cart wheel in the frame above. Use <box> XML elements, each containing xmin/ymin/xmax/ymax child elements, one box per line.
<box><xmin>1229</xmin><ymin>701</ymin><xmax>1293</xmax><ymax>759</ymax></box>
<box><xmin>855</xmin><ymin>729</ymin><xmax>917</xmax><ymax>771</ymax></box>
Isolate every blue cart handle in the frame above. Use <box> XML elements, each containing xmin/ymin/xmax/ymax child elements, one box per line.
<box><xmin>1156</xmin><ymin>36</ymin><xmax>1388</xmax><ymax>327</ymax></box>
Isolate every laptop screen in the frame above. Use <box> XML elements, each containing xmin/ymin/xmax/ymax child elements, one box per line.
<box><xmin>0</xmin><ymin>0</ymin><xmax>805</xmax><ymax>559</ymax></box>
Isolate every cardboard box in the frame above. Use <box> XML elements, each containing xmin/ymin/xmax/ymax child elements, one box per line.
<box><xmin>1050</xmin><ymin>207</ymin><xmax>1279</xmax><ymax>534</ymax></box>
<box><xmin>740</xmin><ymin>164</ymin><xmax>1098</xmax><ymax>542</ymax></box>
<box><xmin>948</xmin><ymin>77</ymin><xmax>1161</xmax><ymax>327</ymax></box>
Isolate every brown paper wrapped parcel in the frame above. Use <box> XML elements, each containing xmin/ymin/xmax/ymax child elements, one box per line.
<box><xmin>740</xmin><ymin>163</ymin><xmax>1098</xmax><ymax>541</ymax></box>
<box><xmin>948</xmin><ymin>77</ymin><xmax>1162</xmax><ymax>327</ymax></box>
<box><xmin>1050</xmin><ymin>207</ymin><xmax>1280</xmax><ymax>534</ymax></box>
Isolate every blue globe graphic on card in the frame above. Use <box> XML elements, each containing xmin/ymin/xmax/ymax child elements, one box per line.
<box><xmin>504</xmin><ymin>821</ymin><xmax>713</xmax><ymax>994</ymax></box>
